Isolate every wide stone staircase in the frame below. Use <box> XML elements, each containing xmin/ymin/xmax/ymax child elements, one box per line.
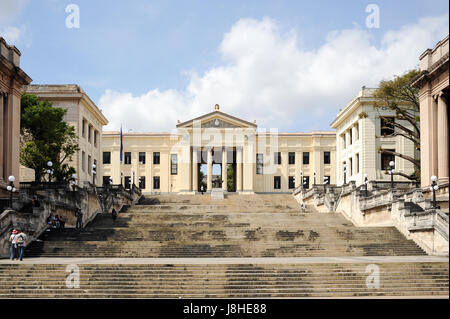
<box><xmin>1</xmin><ymin>194</ymin><xmax>448</xmax><ymax>298</ymax></box>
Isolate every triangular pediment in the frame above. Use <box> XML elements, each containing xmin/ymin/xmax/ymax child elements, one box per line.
<box><xmin>176</xmin><ymin>110</ymin><xmax>257</xmax><ymax>129</ymax></box>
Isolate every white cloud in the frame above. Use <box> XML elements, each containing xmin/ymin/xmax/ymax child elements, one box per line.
<box><xmin>100</xmin><ymin>15</ymin><xmax>449</xmax><ymax>132</ymax></box>
<box><xmin>0</xmin><ymin>0</ymin><xmax>29</xmax><ymax>24</ymax></box>
<box><xmin>0</xmin><ymin>25</ymin><xmax>30</xmax><ymax>46</ymax></box>
<box><xmin>0</xmin><ymin>0</ymin><xmax>30</xmax><ymax>46</ymax></box>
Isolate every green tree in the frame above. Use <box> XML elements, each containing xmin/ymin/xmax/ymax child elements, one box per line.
<box><xmin>227</xmin><ymin>164</ymin><xmax>234</xmax><ymax>192</ymax></box>
<box><xmin>373</xmin><ymin>69</ymin><xmax>421</xmax><ymax>182</ymax></box>
<box><xmin>20</xmin><ymin>93</ymin><xmax>79</xmax><ymax>182</ymax></box>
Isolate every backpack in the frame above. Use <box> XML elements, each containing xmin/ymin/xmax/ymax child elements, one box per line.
<box><xmin>16</xmin><ymin>234</ymin><xmax>25</xmax><ymax>245</ymax></box>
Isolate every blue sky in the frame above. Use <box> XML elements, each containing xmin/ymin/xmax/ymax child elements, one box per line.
<box><xmin>1</xmin><ymin>0</ymin><xmax>449</xmax><ymax>132</ymax></box>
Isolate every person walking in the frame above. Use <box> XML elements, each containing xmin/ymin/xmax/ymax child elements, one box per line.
<box><xmin>111</xmin><ymin>208</ymin><xmax>117</xmax><ymax>221</ymax></box>
<box><xmin>15</xmin><ymin>230</ymin><xmax>28</xmax><ymax>261</ymax></box>
<box><xmin>9</xmin><ymin>230</ymin><xmax>18</xmax><ymax>260</ymax></box>
<box><xmin>76</xmin><ymin>208</ymin><xmax>83</xmax><ymax>229</ymax></box>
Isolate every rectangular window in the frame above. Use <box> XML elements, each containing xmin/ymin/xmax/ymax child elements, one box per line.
<box><xmin>153</xmin><ymin>176</ymin><xmax>160</xmax><ymax>189</ymax></box>
<box><xmin>171</xmin><ymin>154</ymin><xmax>178</xmax><ymax>175</ymax></box>
<box><xmin>288</xmin><ymin>176</ymin><xmax>295</xmax><ymax>189</ymax></box>
<box><xmin>324</xmin><ymin>176</ymin><xmax>330</xmax><ymax>184</ymax></box>
<box><xmin>349</xmin><ymin>129</ymin><xmax>352</xmax><ymax>145</ymax></box>
<box><xmin>82</xmin><ymin>119</ymin><xmax>86</xmax><ymax>138</ymax></box>
<box><xmin>124</xmin><ymin>152</ymin><xmax>131</xmax><ymax>165</ymax></box>
<box><xmin>274</xmin><ymin>152</ymin><xmax>281</xmax><ymax>165</ymax></box>
<box><xmin>289</xmin><ymin>152</ymin><xmax>295</xmax><ymax>165</ymax></box>
<box><xmin>380</xmin><ymin>117</ymin><xmax>395</xmax><ymax>136</ymax></box>
<box><xmin>274</xmin><ymin>176</ymin><xmax>281</xmax><ymax>189</ymax></box>
<box><xmin>103</xmin><ymin>176</ymin><xmax>111</xmax><ymax>186</ymax></box>
<box><xmin>153</xmin><ymin>152</ymin><xmax>160</xmax><ymax>165</ymax></box>
<box><xmin>93</xmin><ymin>130</ymin><xmax>97</xmax><ymax>147</ymax></box>
<box><xmin>349</xmin><ymin>157</ymin><xmax>353</xmax><ymax>176</ymax></box>
<box><xmin>381</xmin><ymin>150</ymin><xmax>395</xmax><ymax>170</ymax></box>
<box><xmin>103</xmin><ymin>152</ymin><xmax>111</xmax><ymax>164</ymax></box>
<box><xmin>88</xmin><ymin>125</ymin><xmax>92</xmax><ymax>143</ymax></box>
<box><xmin>303</xmin><ymin>176</ymin><xmax>310</xmax><ymax>189</ymax></box>
<box><xmin>82</xmin><ymin>151</ymin><xmax>86</xmax><ymax>172</ymax></box>
<box><xmin>303</xmin><ymin>152</ymin><xmax>310</xmax><ymax>165</ymax></box>
<box><xmin>139</xmin><ymin>152</ymin><xmax>146</xmax><ymax>164</ymax></box>
<box><xmin>88</xmin><ymin>155</ymin><xmax>92</xmax><ymax>175</ymax></box>
<box><xmin>356</xmin><ymin>153</ymin><xmax>360</xmax><ymax>173</ymax></box>
<box><xmin>139</xmin><ymin>176</ymin><xmax>146</xmax><ymax>189</ymax></box>
<box><xmin>324</xmin><ymin>151</ymin><xmax>331</xmax><ymax>165</ymax></box>
<box><xmin>256</xmin><ymin>154</ymin><xmax>264</xmax><ymax>175</ymax></box>
<box><xmin>124</xmin><ymin>176</ymin><xmax>131</xmax><ymax>189</ymax></box>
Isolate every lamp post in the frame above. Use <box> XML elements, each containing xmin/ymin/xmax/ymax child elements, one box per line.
<box><xmin>133</xmin><ymin>171</ymin><xmax>135</xmax><ymax>186</ymax></box>
<box><xmin>313</xmin><ymin>172</ymin><xmax>316</xmax><ymax>185</ymax></box>
<box><xmin>343</xmin><ymin>163</ymin><xmax>347</xmax><ymax>185</ymax></box>
<box><xmin>364</xmin><ymin>173</ymin><xmax>368</xmax><ymax>197</ymax></box>
<box><xmin>92</xmin><ymin>164</ymin><xmax>96</xmax><ymax>185</ymax></box>
<box><xmin>300</xmin><ymin>170</ymin><xmax>303</xmax><ymax>191</ymax></box>
<box><xmin>389</xmin><ymin>161</ymin><xmax>395</xmax><ymax>189</ymax></box>
<box><xmin>430</xmin><ymin>176</ymin><xmax>439</xmax><ymax>209</ymax></box>
<box><xmin>121</xmin><ymin>171</ymin><xmax>124</xmax><ymax>187</ymax></box>
<box><xmin>71</xmin><ymin>174</ymin><xmax>77</xmax><ymax>191</ymax></box>
<box><xmin>47</xmin><ymin>161</ymin><xmax>53</xmax><ymax>182</ymax></box>
<box><xmin>7</xmin><ymin>175</ymin><xmax>16</xmax><ymax>208</ymax></box>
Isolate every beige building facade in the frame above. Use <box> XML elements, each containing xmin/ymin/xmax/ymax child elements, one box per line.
<box><xmin>331</xmin><ymin>87</ymin><xmax>419</xmax><ymax>186</ymax></box>
<box><xmin>22</xmin><ymin>85</ymin><xmax>109</xmax><ymax>186</ymax></box>
<box><xmin>412</xmin><ymin>35</ymin><xmax>449</xmax><ymax>188</ymax></box>
<box><xmin>0</xmin><ymin>37</ymin><xmax>32</xmax><ymax>196</ymax></box>
<box><xmin>102</xmin><ymin>105</ymin><xmax>336</xmax><ymax>194</ymax></box>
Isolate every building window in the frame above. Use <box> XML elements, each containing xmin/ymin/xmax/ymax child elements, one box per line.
<box><xmin>324</xmin><ymin>176</ymin><xmax>330</xmax><ymax>184</ymax></box>
<box><xmin>303</xmin><ymin>176</ymin><xmax>310</xmax><ymax>189</ymax></box>
<box><xmin>153</xmin><ymin>176</ymin><xmax>160</xmax><ymax>189</ymax></box>
<box><xmin>103</xmin><ymin>176</ymin><xmax>111</xmax><ymax>186</ymax></box>
<box><xmin>124</xmin><ymin>176</ymin><xmax>131</xmax><ymax>189</ymax></box>
<box><xmin>103</xmin><ymin>152</ymin><xmax>111</xmax><ymax>164</ymax></box>
<box><xmin>303</xmin><ymin>152</ymin><xmax>310</xmax><ymax>165</ymax></box>
<box><xmin>153</xmin><ymin>152</ymin><xmax>160</xmax><ymax>165</ymax></box>
<box><xmin>381</xmin><ymin>150</ymin><xmax>395</xmax><ymax>170</ymax></box>
<box><xmin>88</xmin><ymin>125</ymin><xmax>92</xmax><ymax>143</ymax></box>
<box><xmin>288</xmin><ymin>152</ymin><xmax>295</xmax><ymax>165</ymax></box>
<box><xmin>139</xmin><ymin>152</ymin><xmax>146</xmax><ymax>164</ymax></box>
<box><xmin>88</xmin><ymin>155</ymin><xmax>92</xmax><ymax>175</ymax></box>
<box><xmin>256</xmin><ymin>154</ymin><xmax>264</xmax><ymax>175</ymax></box>
<box><xmin>82</xmin><ymin>119</ymin><xmax>86</xmax><ymax>138</ymax></box>
<box><xmin>274</xmin><ymin>176</ymin><xmax>281</xmax><ymax>189</ymax></box>
<box><xmin>356</xmin><ymin>153</ymin><xmax>360</xmax><ymax>173</ymax></box>
<box><xmin>349</xmin><ymin>157</ymin><xmax>353</xmax><ymax>176</ymax></box>
<box><xmin>171</xmin><ymin>154</ymin><xmax>178</xmax><ymax>175</ymax></box>
<box><xmin>289</xmin><ymin>176</ymin><xmax>295</xmax><ymax>189</ymax></box>
<box><xmin>139</xmin><ymin>176</ymin><xmax>146</xmax><ymax>189</ymax></box>
<box><xmin>380</xmin><ymin>117</ymin><xmax>395</xmax><ymax>136</ymax></box>
<box><xmin>324</xmin><ymin>151</ymin><xmax>331</xmax><ymax>165</ymax></box>
<box><xmin>82</xmin><ymin>151</ymin><xmax>86</xmax><ymax>172</ymax></box>
<box><xmin>124</xmin><ymin>152</ymin><xmax>131</xmax><ymax>165</ymax></box>
<box><xmin>274</xmin><ymin>152</ymin><xmax>281</xmax><ymax>165</ymax></box>
<box><xmin>349</xmin><ymin>129</ymin><xmax>352</xmax><ymax>145</ymax></box>
<box><xmin>94</xmin><ymin>130</ymin><xmax>98</xmax><ymax>147</ymax></box>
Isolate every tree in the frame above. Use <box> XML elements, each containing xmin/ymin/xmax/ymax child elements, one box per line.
<box><xmin>373</xmin><ymin>69</ymin><xmax>421</xmax><ymax>182</ymax></box>
<box><xmin>20</xmin><ymin>93</ymin><xmax>79</xmax><ymax>182</ymax></box>
<box><xmin>227</xmin><ymin>164</ymin><xmax>234</xmax><ymax>192</ymax></box>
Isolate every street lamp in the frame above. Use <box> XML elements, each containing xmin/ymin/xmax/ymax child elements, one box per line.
<box><xmin>300</xmin><ymin>170</ymin><xmax>303</xmax><ymax>190</ymax></box>
<box><xmin>47</xmin><ymin>161</ymin><xmax>53</xmax><ymax>182</ymax></box>
<box><xmin>71</xmin><ymin>174</ymin><xmax>77</xmax><ymax>191</ymax></box>
<box><xmin>313</xmin><ymin>172</ymin><xmax>316</xmax><ymax>185</ymax></box>
<box><xmin>92</xmin><ymin>164</ymin><xmax>97</xmax><ymax>185</ymax></box>
<box><xmin>364</xmin><ymin>173</ymin><xmax>368</xmax><ymax>197</ymax></box>
<box><xmin>430</xmin><ymin>176</ymin><xmax>439</xmax><ymax>209</ymax></box>
<box><xmin>389</xmin><ymin>161</ymin><xmax>395</xmax><ymax>189</ymax></box>
<box><xmin>343</xmin><ymin>163</ymin><xmax>347</xmax><ymax>184</ymax></box>
<box><xmin>7</xmin><ymin>175</ymin><xmax>16</xmax><ymax>208</ymax></box>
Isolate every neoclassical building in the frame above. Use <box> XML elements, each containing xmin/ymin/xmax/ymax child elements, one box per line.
<box><xmin>412</xmin><ymin>35</ymin><xmax>449</xmax><ymax>188</ymax></box>
<box><xmin>331</xmin><ymin>87</ymin><xmax>419</xmax><ymax>186</ymax></box>
<box><xmin>102</xmin><ymin>105</ymin><xmax>336</xmax><ymax>194</ymax></box>
<box><xmin>0</xmin><ymin>37</ymin><xmax>32</xmax><ymax>196</ymax></box>
<box><xmin>21</xmin><ymin>85</ymin><xmax>109</xmax><ymax>186</ymax></box>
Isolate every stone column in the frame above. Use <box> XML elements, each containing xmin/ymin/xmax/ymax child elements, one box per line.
<box><xmin>207</xmin><ymin>147</ymin><xmax>212</xmax><ymax>191</ymax></box>
<box><xmin>192</xmin><ymin>147</ymin><xmax>198</xmax><ymax>192</ymax></box>
<box><xmin>437</xmin><ymin>92</ymin><xmax>449</xmax><ymax>182</ymax></box>
<box><xmin>236</xmin><ymin>147</ymin><xmax>242</xmax><ymax>192</ymax></box>
<box><xmin>222</xmin><ymin>147</ymin><xmax>227</xmax><ymax>191</ymax></box>
<box><xmin>0</xmin><ymin>92</ymin><xmax>3</xmax><ymax>181</ymax></box>
<box><xmin>431</xmin><ymin>95</ymin><xmax>439</xmax><ymax>178</ymax></box>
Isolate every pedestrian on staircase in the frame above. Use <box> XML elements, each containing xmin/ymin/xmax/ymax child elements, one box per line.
<box><xmin>111</xmin><ymin>208</ymin><xmax>117</xmax><ymax>221</ymax></box>
<box><xmin>76</xmin><ymin>208</ymin><xmax>83</xmax><ymax>229</ymax></box>
<box><xmin>9</xmin><ymin>229</ymin><xmax>18</xmax><ymax>260</ymax></box>
<box><xmin>15</xmin><ymin>230</ymin><xmax>28</xmax><ymax>261</ymax></box>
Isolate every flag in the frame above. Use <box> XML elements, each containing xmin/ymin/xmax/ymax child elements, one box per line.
<box><xmin>120</xmin><ymin>125</ymin><xmax>123</xmax><ymax>163</ymax></box>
